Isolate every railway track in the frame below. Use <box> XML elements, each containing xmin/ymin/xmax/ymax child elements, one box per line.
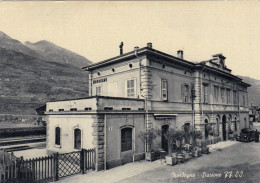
<box><xmin>0</xmin><ymin>136</ymin><xmax>46</xmax><ymax>152</ymax></box>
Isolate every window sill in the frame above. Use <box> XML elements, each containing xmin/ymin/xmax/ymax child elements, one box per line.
<box><xmin>121</xmin><ymin>149</ymin><xmax>133</xmax><ymax>154</ymax></box>
<box><xmin>54</xmin><ymin>145</ymin><xmax>61</xmax><ymax>149</ymax></box>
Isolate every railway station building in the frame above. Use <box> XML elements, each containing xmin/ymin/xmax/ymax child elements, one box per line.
<box><xmin>45</xmin><ymin>43</ymin><xmax>250</xmax><ymax>170</ymax></box>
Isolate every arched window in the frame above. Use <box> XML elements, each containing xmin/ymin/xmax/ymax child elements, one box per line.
<box><xmin>74</xmin><ymin>128</ymin><xmax>82</xmax><ymax>150</ymax></box>
<box><xmin>121</xmin><ymin>128</ymin><xmax>132</xmax><ymax>152</ymax></box>
<box><xmin>55</xmin><ymin>127</ymin><xmax>61</xmax><ymax>145</ymax></box>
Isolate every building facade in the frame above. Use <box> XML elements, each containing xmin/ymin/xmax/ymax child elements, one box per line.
<box><xmin>45</xmin><ymin>43</ymin><xmax>250</xmax><ymax>170</ymax></box>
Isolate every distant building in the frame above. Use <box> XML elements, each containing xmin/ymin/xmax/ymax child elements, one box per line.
<box><xmin>35</xmin><ymin>105</ymin><xmax>47</xmax><ymax>126</ymax></box>
<box><xmin>249</xmin><ymin>105</ymin><xmax>260</xmax><ymax>122</ymax></box>
<box><xmin>45</xmin><ymin>43</ymin><xmax>250</xmax><ymax>170</ymax></box>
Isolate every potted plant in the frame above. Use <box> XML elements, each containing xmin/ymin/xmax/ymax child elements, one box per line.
<box><xmin>175</xmin><ymin>129</ymin><xmax>185</xmax><ymax>163</ymax></box>
<box><xmin>139</xmin><ymin>128</ymin><xmax>158</xmax><ymax>161</ymax></box>
<box><xmin>190</xmin><ymin>128</ymin><xmax>203</xmax><ymax>157</ymax></box>
<box><xmin>162</xmin><ymin>128</ymin><xmax>181</xmax><ymax>165</ymax></box>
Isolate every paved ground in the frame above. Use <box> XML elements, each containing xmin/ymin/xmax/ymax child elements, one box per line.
<box><xmin>57</xmin><ymin>140</ymin><xmax>259</xmax><ymax>183</ymax></box>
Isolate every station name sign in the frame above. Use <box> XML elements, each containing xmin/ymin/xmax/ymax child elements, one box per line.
<box><xmin>93</xmin><ymin>78</ymin><xmax>107</xmax><ymax>84</ymax></box>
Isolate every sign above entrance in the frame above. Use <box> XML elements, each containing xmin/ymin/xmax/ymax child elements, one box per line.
<box><xmin>93</xmin><ymin>78</ymin><xmax>107</xmax><ymax>84</ymax></box>
<box><xmin>153</xmin><ymin>113</ymin><xmax>178</xmax><ymax>119</ymax></box>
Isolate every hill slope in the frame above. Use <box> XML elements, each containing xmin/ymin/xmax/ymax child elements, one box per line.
<box><xmin>239</xmin><ymin>76</ymin><xmax>260</xmax><ymax>106</ymax></box>
<box><xmin>0</xmin><ymin>32</ymin><xmax>92</xmax><ymax>123</ymax></box>
<box><xmin>25</xmin><ymin>40</ymin><xmax>92</xmax><ymax>68</ymax></box>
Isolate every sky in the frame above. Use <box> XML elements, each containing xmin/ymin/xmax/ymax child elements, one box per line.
<box><xmin>0</xmin><ymin>1</ymin><xmax>260</xmax><ymax>79</ymax></box>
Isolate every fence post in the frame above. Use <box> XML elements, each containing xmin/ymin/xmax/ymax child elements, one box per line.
<box><xmin>80</xmin><ymin>149</ymin><xmax>85</xmax><ymax>174</ymax></box>
<box><xmin>53</xmin><ymin>152</ymin><xmax>59</xmax><ymax>181</ymax></box>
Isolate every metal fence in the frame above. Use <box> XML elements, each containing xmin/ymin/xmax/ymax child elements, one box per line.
<box><xmin>0</xmin><ymin>148</ymin><xmax>96</xmax><ymax>183</ymax></box>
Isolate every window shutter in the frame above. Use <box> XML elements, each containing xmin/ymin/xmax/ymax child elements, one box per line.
<box><xmin>181</xmin><ymin>84</ymin><xmax>184</xmax><ymax>102</ymax></box>
<box><xmin>187</xmin><ymin>84</ymin><xmax>190</xmax><ymax>103</ymax></box>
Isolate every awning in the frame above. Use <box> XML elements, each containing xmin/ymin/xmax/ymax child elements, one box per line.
<box><xmin>153</xmin><ymin>113</ymin><xmax>178</xmax><ymax>119</ymax></box>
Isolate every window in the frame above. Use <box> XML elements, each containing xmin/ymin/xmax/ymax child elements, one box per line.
<box><xmin>203</xmin><ymin>84</ymin><xmax>208</xmax><ymax>104</ymax></box>
<box><xmin>243</xmin><ymin>95</ymin><xmax>245</xmax><ymax>107</ymax></box>
<box><xmin>214</xmin><ymin>86</ymin><xmax>219</xmax><ymax>102</ymax></box>
<box><xmin>233</xmin><ymin>90</ymin><xmax>237</xmax><ymax>105</ymax></box>
<box><xmin>121</xmin><ymin>128</ymin><xmax>132</xmax><ymax>152</ymax></box>
<box><xmin>216</xmin><ymin>118</ymin><xmax>219</xmax><ymax>136</ymax></box>
<box><xmin>181</xmin><ymin>84</ymin><xmax>189</xmax><ymax>103</ymax></box>
<box><xmin>226</xmin><ymin>89</ymin><xmax>231</xmax><ymax>104</ymax></box>
<box><xmin>161</xmin><ymin>79</ymin><xmax>168</xmax><ymax>101</ymax></box>
<box><xmin>96</xmin><ymin>86</ymin><xmax>102</xmax><ymax>96</ymax></box>
<box><xmin>74</xmin><ymin>128</ymin><xmax>81</xmax><ymax>150</ymax></box>
<box><xmin>221</xmin><ymin>88</ymin><xmax>225</xmax><ymax>103</ymax></box>
<box><xmin>126</xmin><ymin>79</ymin><xmax>135</xmax><ymax>98</ymax></box>
<box><xmin>55</xmin><ymin>127</ymin><xmax>61</xmax><ymax>146</ymax></box>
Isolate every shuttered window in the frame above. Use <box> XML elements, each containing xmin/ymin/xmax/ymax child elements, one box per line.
<box><xmin>226</xmin><ymin>89</ymin><xmax>231</xmax><ymax>104</ymax></box>
<box><xmin>221</xmin><ymin>88</ymin><xmax>225</xmax><ymax>103</ymax></box>
<box><xmin>233</xmin><ymin>90</ymin><xmax>237</xmax><ymax>105</ymax></box>
<box><xmin>181</xmin><ymin>84</ymin><xmax>189</xmax><ymax>103</ymax></box>
<box><xmin>96</xmin><ymin>86</ymin><xmax>102</xmax><ymax>96</ymax></box>
<box><xmin>126</xmin><ymin>79</ymin><xmax>135</xmax><ymax>98</ymax></box>
<box><xmin>161</xmin><ymin>79</ymin><xmax>168</xmax><ymax>101</ymax></box>
<box><xmin>214</xmin><ymin>86</ymin><xmax>219</xmax><ymax>102</ymax></box>
<box><xmin>203</xmin><ymin>84</ymin><xmax>209</xmax><ymax>104</ymax></box>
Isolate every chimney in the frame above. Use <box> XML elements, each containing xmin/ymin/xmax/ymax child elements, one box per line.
<box><xmin>119</xmin><ymin>42</ymin><xmax>124</xmax><ymax>55</ymax></box>
<box><xmin>177</xmin><ymin>50</ymin><xmax>183</xmax><ymax>59</ymax></box>
<box><xmin>147</xmin><ymin>42</ymin><xmax>152</xmax><ymax>48</ymax></box>
<box><xmin>134</xmin><ymin>46</ymin><xmax>139</xmax><ymax>51</ymax></box>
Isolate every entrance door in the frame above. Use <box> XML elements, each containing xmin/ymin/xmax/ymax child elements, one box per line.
<box><xmin>222</xmin><ymin>115</ymin><xmax>227</xmax><ymax>141</ymax></box>
<box><xmin>205</xmin><ymin>119</ymin><xmax>209</xmax><ymax>139</ymax></box>
<box><xmin>161</xmin><ymin>125</ymin><xmax>169</xmax><ymax>152</ymax></box>
<box><xmin>74</xmin><ymin>128</ymin><xmax>81</xmax><ymax>150</ymax></box>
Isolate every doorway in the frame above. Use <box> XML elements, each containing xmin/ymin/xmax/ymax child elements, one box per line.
<box><xmin>222</xmin><ymin>115</ymin><xmax>227</xmax><ymax>141</ymax></box>
<box><xmin>204</xmin><ymin>119</ymin><xmax>209</xmax><ymax>139</ymax></box>
<box><xmin>161</xmin><ymin>125</ymin><xmax>169</xmax><ymax>152</ymax></box>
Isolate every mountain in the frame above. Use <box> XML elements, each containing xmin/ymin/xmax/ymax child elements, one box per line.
<box><xmin>0</xmin><ymin>31</ymin><xmax>40</xmax><ymax>58</ymax></box>
<box><xmin>239</xmin><ymin>76</ymin><xmax>260</xmax><ymax>107</ymax></box>
<box><xmin>0</xmin><ymin>31</ymin><xmax>92</xmax><ymax>124</ymax></box>
<box><xmin>25</xmin><ymin>40</ymin><xmax>91</xmax><ymax>68</ymax></box>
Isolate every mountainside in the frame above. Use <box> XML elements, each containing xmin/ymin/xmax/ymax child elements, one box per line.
<box><xmin>239</xmin><ymin>76</ymin><xmax>260</xmax><ymax>106</ymax></box>
<box><xmin>0</xmin><ymin>32</ymin><xmax>92</xmax><ymax>123</ymax></box>
<box><xmin>25</xmin><ymin>40</ymin><xmax>92</xmax><ymax>68</ymax></box>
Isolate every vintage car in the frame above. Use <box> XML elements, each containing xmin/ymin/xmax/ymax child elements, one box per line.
<box><xmin>236</xmin><ymin>128</ymin><xmax>255</xmax><ymax>142</ymax></box>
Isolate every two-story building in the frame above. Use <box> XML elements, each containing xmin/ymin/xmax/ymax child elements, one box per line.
<box><xmin>45</xmin><ymin>43</ymin><xmax>250</xmax><ymax>170</ymax></box>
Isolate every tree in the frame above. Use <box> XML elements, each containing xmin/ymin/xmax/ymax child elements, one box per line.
<box><xmin>163</xmin><ymin>128</ymin><xmax>185</xmax><ymax>156</ymax></box>
<box><xmin>139</xmin><ymin>128</ymin><xmax>158</xmax><ymax>152</ymax></box>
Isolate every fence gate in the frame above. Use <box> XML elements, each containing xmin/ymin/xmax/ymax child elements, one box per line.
<box><xmin>57</xmin><ymin>151</ymin><xmax>81</xmax><ymax>179</ymax></box>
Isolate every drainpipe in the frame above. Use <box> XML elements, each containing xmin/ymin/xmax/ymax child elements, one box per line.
<box><xmin>135</xmin><ymin>47</ymin><xmax>148</xmax><ymax>154</ymax></box>
<box><xmin>104</xmin><ymin>114</ymin><xmax>107</xmax><ymax>171</ymax></box>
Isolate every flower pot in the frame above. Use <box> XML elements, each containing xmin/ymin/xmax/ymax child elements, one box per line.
<box><xmin>193</xmin><ymin>150</ymin><xmax>199</xmax><ymax>157</ymax></box>
<box><xmin>145</xmin><ymin>152</ymin><xmax>156</xmax><ymax>161</ymax></box>
<box><xmin>202</xmin><ymin>146</ymin><xmax>209</xmax><ymax>154</ymax></box>
<box><xmin>165</xmin><ymin>156</ymin><xmax>177</xmax><ymax>165</ymax></box>
<box><xmin>184</xmin><ymin>152</ymin><xmax>190</xmax><ymax>161</ymax></box>
<box><xmin>177</xmin><ymin>153</ymin><xmax>184</xmax><ymax>163</ymax></box>
<box><xmin>171</xmin><ymin>152</ymin><xmax>177</xmax><ymax>158</ymax></box>
<box><xmin>197</xmin><ymin>150</ymin><xmax>201</xmax><ymax>157</ymax></box>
